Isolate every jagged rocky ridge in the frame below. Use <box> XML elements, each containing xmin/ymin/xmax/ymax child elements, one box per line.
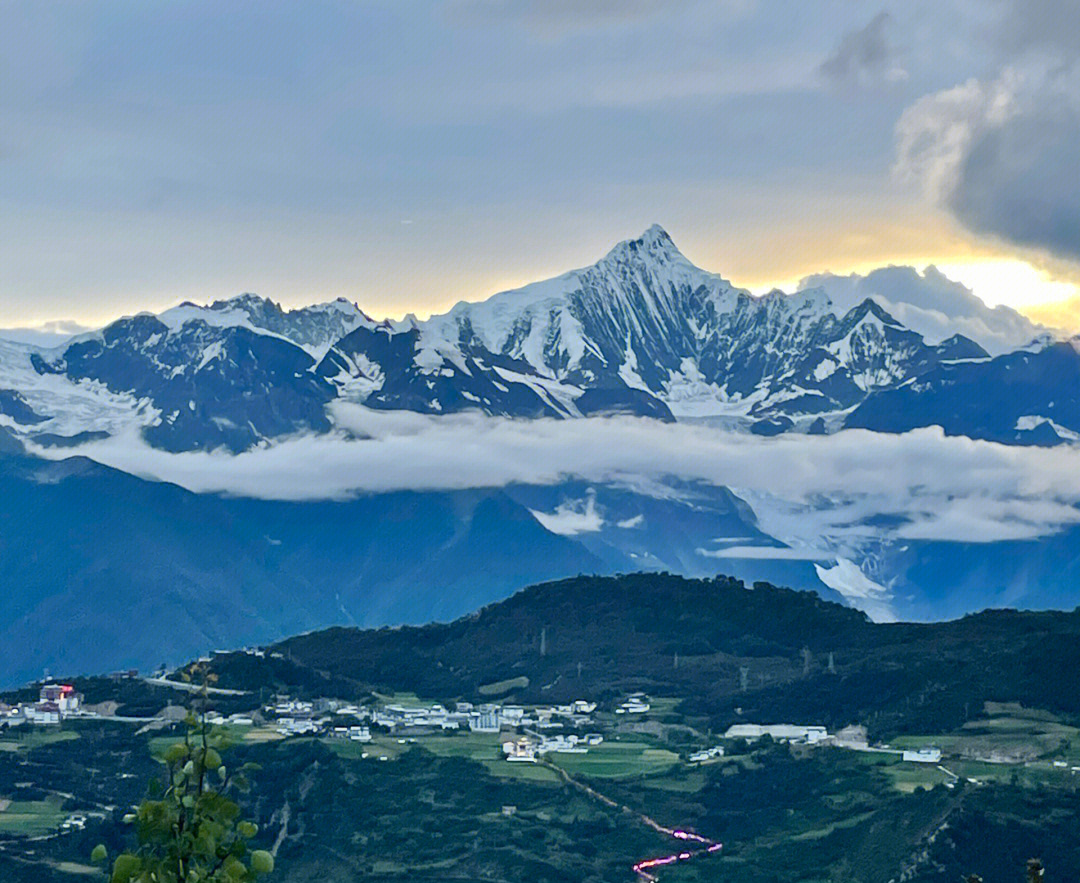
<box><xmin>2</xmin><ymin>225</ymin><xmax>1075</xmax><ymax>452</ymax></box>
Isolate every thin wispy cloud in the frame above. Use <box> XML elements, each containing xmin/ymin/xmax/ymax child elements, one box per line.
<box><xmin>819</xmin><ymin>11</ymin><xmax>907</xmax><ymax>88</ymax></box>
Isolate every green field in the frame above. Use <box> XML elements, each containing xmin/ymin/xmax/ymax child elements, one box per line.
<box><xmin>890</xmin><ymin>706</ymin><xmax>1080</xmax><ymax>765</ymax></box>
<box><xmin>547</xmin><ymin>740</ymin><xmax>679</xmax><ymax>779</ymax></box>
<box><xmin>0</xmin><ymin>796</ymin><xmax>67</xmax><ymax>836</ymax></box>
<box><xmin>0</xmin><ymin>729</ymin><xmax>79</xmax><ymax>753</ymax></box>
<box><xmin>409</xmin><ymin>733</ymin><xmax>561</xmax><ymax>782</ymax></box>
<box><xmin>882</xmin><ymin>762</ymin><xmax>951</xmax><ymax>793</ymax></box>
<box><xmin>372</xmin><ymin>691</ymin><xmax>428</xmax><ymax>706</ymax></box>
<box><xmin>477</xmin><ymin>676</ymin><xmax>530</xmax><ymax>696</ymax></box>
<box><xmin>325</xmin><ymin>734</ymin><xmax>410</xmax><ymax>761</ymax></box>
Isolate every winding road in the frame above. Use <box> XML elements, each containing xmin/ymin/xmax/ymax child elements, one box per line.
<box><xmin>542</xmin><ymin>759</ymin><xmax>722</xmax><ymax>881</ymax></box>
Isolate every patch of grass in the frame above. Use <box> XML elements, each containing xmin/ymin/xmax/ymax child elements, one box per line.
<box><xmin>414</xmin><ymin>733</ymin><xmax>503</xmax><ymax>760</ymax></box>
<box><xmin>791</xmin><ymin>811</ymin><xmax>876</xmax><ymax>841</ymax></box>
<box><xmin>882</xmin><ymin>763</ymin><xmax>950</xmax><ymax>793</ymax></box>
<box><xmin>643</xmin><ymin>697</ymin><xmax>683</xmax><ymax>717</ymax></box>
<box><xmin>239</xmin><ymin>727</ymin><xmax>285</xmax><ymax>743</ymax></box>
<box><xmin>891</xmin><ymin>711</ymin><xmax>1080</xmax><ymax>763</ymax></box>
<box><xmin>0</xmin><ymin>729</ymin><xmax>79</xmax><ymax>753</ymax></box>
<box><xmin>413</xmin><ymin>733</ymin><xmax>560</xmax><ymax>782</ymax></box>
<box><xmin>983</xmin><ymin>702</ymin><xmax>1060</xmax><ymax>721</ymax></box>
<box><xmin>0</xmin><ymin>796</ymin><xmax>66</xmax><ymax>836</ymax></box>
<box><xmin>54</xmin><ymin>861</ymin><xmax>100</xmax><ymax>876</ymax></box>
<box><xmin>550</xmin><ymin>741</ymin><xmax>679</xmax><ymax>779</ymax></box>
<box><xmin>149</xmin><ymin>724</ymin><xmax>280</xmax><ymax>758</ymax></box>
<box><xmin>485</xmin><ymin>761</ymin><xmax>561</xmax><ymax>783</ymax></box>
<box><xmin>641</xmin><ymin>771</ymin><xmax>707</xmax><ymax>793</ymax></box>
<box><xmin>478</xmin><ymin>676</ymin><xmax>529</xmax><ymax>696</ymax></box>
<box><xmin>372</xmin><ymin>691</ymin><xmax>427</xmax><ymax>706</ymax></box>
<box><xmin>322</xmin><ymin>734</ymin><xmax>414</xmax><ymax>762</ymax></box>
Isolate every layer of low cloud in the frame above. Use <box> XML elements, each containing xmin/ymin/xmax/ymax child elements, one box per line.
<box><xmin>814</xmin><ymin>558</ymin><xmax>895</xmax><ymax>622</ymax></box>
<box><xmin>800</xmin><ymin>264</ymin><xmax>1046</xmax><ymax>353</ymax></box>
<box><xmin>0</xmin><ymin>321</ymin><xmax>94</xmax><ymax>348</ymax></box>
<box><xmin>30</xmin><ymin>406</ymin><xmax>1080</xmax><ymax>547</ymax></box>
<box><xmin>529</xmin><ymin>490</ymin><xmax>603</xmax><ymax>536</ymax></box>
<box><xmin>698</xmin><ymin>545</ymin><xmax>829</xmax><ymax>561</ymax></box>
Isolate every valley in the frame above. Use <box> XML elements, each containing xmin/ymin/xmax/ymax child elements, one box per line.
<box><xmin>2</xmin><ymin>574</ymin><xmax>1080</xmax><ymax>882</ymax></box>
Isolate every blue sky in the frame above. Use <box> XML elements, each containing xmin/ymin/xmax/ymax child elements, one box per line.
<box><xmin>2</xmin><ymin>0</ymin><xmax>1078</xmax><ymax>328</ymax></box>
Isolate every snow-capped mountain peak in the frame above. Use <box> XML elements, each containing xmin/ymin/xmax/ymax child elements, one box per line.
<box><xmin>5</xmin><ymin>223</ymin><xmax>1053</xmax><ymax>453</ymax></box>
<box><xmin>189</xmin><ymin>293</ymin><xmax>377</xmax><ymax>356</ymax></box>
<box><xmin>598</xmin><ymin>223</ymin><xmax>692</xmax><ymax>269</ymax></box>
<box><xmin>316</xmin><ymin>226</ymin><xmax>983</xmax><ymax>429</ymax></box>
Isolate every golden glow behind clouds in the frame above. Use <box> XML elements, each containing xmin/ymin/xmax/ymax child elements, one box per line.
<box><xmin>935</xmin><ymin>260</ymin><xmax>1080</xmax><ymax>310</ymax></box>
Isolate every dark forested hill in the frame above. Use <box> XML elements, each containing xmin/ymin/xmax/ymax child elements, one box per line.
<box><xmin>201</xmin><ymin>573</ymin><xmax>1080</xmax><ymax>740</ymax></box>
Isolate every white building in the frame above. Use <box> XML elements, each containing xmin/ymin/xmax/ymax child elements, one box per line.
<box><xmin>902</xmin><ymin>747</ymin><xmax>942</xmax><ymax>763</ymax></box>
<box><xmin>724</xmin><ymin>724</ymin><xmax>830</xmax><ymax>744</ymax></box>
<box><xmin>470</xmin><ymin>710</ymin><xmax>500</xmax><ymax>732</ymax></box>
<box><xmin>537</xmin><ymin>734</ymin><xmax>588</xmax><ymax>755</ymax></box>
<box><xmin>276</xmin><ymin>717</ymin><xmax>319</xmax><ymax>736</ymax></box>
<box><xmin>502</xmin><ymin>738</ymin><xmax>537</xmax><ymax>762</ymax></box>
<box><xmin>39</xmin><ymin>683</ymin><xmax>81</xmax><ymax>714</ymax></box>
<box><xmin>616</xmin><ymin>695</ymin><xmax>651</xmax><ymax>715</ymax></box>
<box><xmin>25</xmin><ymin>704</ymin><xmax>60</xmax><ymax>725</ymax></box>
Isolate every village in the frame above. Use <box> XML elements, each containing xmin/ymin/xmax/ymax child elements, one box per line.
<box><xmin>7</xmin><ymin>672</ymin><xmax>1080</xmax><ymax>861</ymax></box>
<box><xmin>0</xmin><ymin>678</ymin><xmax>959</xmax><ymax>770</ymax></box>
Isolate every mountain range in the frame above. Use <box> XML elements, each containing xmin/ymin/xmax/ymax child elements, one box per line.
<box><xmin>4</xmin><ymin>226</ymin><xmax>1080</xmax><ymax>684</ymax></box>
<box><xmin>2</xmin><ymin>225</ymin><xmax>1075</xmax><ymax>452</ymax></box>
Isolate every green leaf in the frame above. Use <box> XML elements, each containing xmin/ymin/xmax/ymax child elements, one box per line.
<box><xmin>163</xmin><ymin>742</ymin><xmax>189</xmax><ymax>764</ymax></box>
<box><xmin>110</xmin><ymin>853</ymin><xmax>141</xmax><ymax>883</ymax></box>
<box><xmin>90</xmin><ymin>844</ymin><xmax>108</xmax><ymax>863</ymax></box>
<box><xmin>251</xmin><ymin>850</ymin><xmax>274</xmax><ymax>874</ymax></box>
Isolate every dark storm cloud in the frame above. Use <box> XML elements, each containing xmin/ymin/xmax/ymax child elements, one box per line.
<box><xmin>951</xmin><ymin>94</ymin><xmax>1080</xmax><ymax>262</ymax></box>
<box><xmin>895</xmin><ymin>1</ymin><xmax>1080</xmax><ymax>265</ymax></box>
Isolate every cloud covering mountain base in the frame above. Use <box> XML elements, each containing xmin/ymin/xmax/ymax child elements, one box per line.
<box><xmin>31</xmin><ymin>406</ymin><xmax>1080</xmax><ymax>546</ymax></box>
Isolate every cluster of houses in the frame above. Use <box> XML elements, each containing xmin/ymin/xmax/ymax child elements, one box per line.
<box><xmin>688</xmin><ymin>745</ymin><xmax>726</xmax><ymax>762</ymax></box>
<box><xmin>259</xmin><ymin>695</ymin><xmax>600</xmax><ymax>739</ymax></box>
<box><xmin>0</xmin><ymin>683</ymin><xmax>85</xmax><ymax>726</ymax></box>
<box><xmin>266</xmin><ymin>698</ymin><xmax>328</xmax><ymax>736</ymax></box>
<box><xmin>615</xmin><ymin>694</ymin><xmax>651</xmax><ymax>715</ymax></box>
<box><xmin>502</xmin><ymin>732</ymin><xmax>604</xmax><ymax>763</ymax></box>
<box><xmin>330</xmin><ymin>725</ymin><xmax>372</xmax><ymax>742</ymax></box>
<box><xmin>723</xmin><ymin>722</ymin><xmax>947</xmax><ymax>765</ymax></box>
<box><xmin>204</xmin><ymin>711</ymin><xmax>256</xmax><ymax>726</ymax></box>
<box><xmin>367</xmin><ymin>699</ymin><xmax>597</xmax><ymax>734</ymax></box>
